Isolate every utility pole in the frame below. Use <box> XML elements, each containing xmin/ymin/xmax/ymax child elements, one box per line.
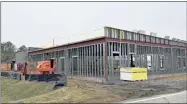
<box><xmin>119</xmin><ymin>30</ymin><xmax>124</xmax><ymax>68</ymax></box>
<box><xmin>53</xmin><ymin>38</ymin><xmax>55</xmax><ymax>47</ymax></box>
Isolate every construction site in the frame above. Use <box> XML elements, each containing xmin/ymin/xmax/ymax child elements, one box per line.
<box><xmin>1</xmin><ymin>26</ymin><xmax>187</xmax><ymax>103</ymax></box>
<box><xmin>28</xmin><ymin>26</ymin><xmax>187</xmax><ymax>83</ymax></box>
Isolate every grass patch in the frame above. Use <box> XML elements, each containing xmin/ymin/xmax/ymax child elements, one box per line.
<box><xmin>11</xmin><ymin>78</ymin><xmax>121</xmax><ymax>103</ymax></box>
<box><xmin>2</xmin><ymin>74</ymin><xmax>185</xmax><ymax>103</ymax></box>
<box><xmin>1</xmin><ymin>77</ymin><xmax>54</xmax><ymax>103</ymax></box>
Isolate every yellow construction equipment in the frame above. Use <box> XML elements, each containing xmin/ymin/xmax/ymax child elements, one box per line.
<box><xmin>120</xmin><ymin>67</ymin><xmax>147</xmax><ymax>81</ymax></box>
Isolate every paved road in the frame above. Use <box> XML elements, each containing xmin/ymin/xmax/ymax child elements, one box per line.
<box><xmin>118</xmin><ymin>90</ymin><xmax>187</xmax><ymax>103</ymax></box>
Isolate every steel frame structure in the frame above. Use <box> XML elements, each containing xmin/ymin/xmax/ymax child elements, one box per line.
<box><xmin>28</xmin><ymin>26</ymin><xmax>187</xmax><ymax>83</ymax></box>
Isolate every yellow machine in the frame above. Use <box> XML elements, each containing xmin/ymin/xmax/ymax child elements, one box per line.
<box><xmin>120</xmin><ymin>67</ymin><xmax>147</xmax><ymax>81</ymax></box>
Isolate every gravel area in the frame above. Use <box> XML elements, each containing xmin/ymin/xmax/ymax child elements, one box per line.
<box><xmin>109</xmin><ymin>74</ymin><xmax>187</xmax><ymax>101</ymax></box>
<box><xmin>64</xmin><ymin>74</ymin><xmax>187</xmax><ymax>102</ymax></box>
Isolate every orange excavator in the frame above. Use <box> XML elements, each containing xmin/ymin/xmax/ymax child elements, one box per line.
<box><xmin>35</xmin><ymin>59</ymin><xmax>56</xmax><ymax>74</ymax></box>
<box><xmin>22</xmin><ymin>59</ymin><xmax>67</xmax><ymax>88</ymax></box>
<box><xmin>24</xmin><ymin>58</ymin><xmax>57</xmax><ymax>75</ymax></box>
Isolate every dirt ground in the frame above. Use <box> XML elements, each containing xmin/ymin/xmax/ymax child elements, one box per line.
<box><xmin>72</xmin><ymin>74</ymin><xmax>187</xmax><ymax>102</ymax></box>
<box><xmin>154</xmin><ymin>74</ymin><xmax>187</xmax><ymax>80</ymax></box>
<box><xmin>108</xmin><ymin>74</ymin><xmax>187</xmax><ymax>101</ymax></box>
<box><xmin>11</xmin><ymin>73</ymin><xmax>186</xmax><ymax>103</ymax></box>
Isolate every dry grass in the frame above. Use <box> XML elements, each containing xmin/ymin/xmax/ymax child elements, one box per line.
<box><xmin>2</xmin><ymin>74</ymin><xmax>187</xmax><ymax>103</ymax></box>
<box><xmin>15</xmin><ymin>78</ymin><xmax>121</xmax><ymax>103</ymax></box>
<box><xmin>1</xmin><ymin>77</ymin><xmax>54</xmax><ymax>103</ymax></box>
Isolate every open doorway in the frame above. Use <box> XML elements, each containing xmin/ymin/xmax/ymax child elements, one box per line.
<box><xmin>59</xmin><ymin>57</ymin><xmax>65</xmax><ymax>73</ymax></box>
<box><xmin>160</xmin><ymin>56</ymin><xmax>164</xmax><ymax>69</ymax></box>
<box><xmin>11</xmin><ymin>61</ymin><xmax>15</xmax><ymax>70</ymax></box>
<box><xmin>113</xmin><ymin>52</ymin><xmax>120</xmax><ymax>70</ymax></box>
<box><xmin>112</xmin><ymin>52</ymin><xmax>120</xmax><ymax>77</ymax></box>
<box><xmin>147</xmin><ymin>55</ymin><xmax>152</xmax><ymax>70</ymax></box>
<box><xmin>72</xmin><ymin>56</ymin><xmax>78</xmax><ymax>76</ymax></box>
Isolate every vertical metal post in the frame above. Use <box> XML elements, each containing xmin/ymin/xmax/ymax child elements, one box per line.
<box><xmin>181</xmin><ymin>49</ymin><xmax>183</xmax><ymax>71</ymax></box>
<box><xmin>81</xmin><ymin>47</ymin><xmax>83</xmax><ymax>77</ymax></box>
<box><xmin>71</xmin><ymin>49</ymin><xmax>73</xmax><ymax>76</ymax></box>
<box><xmin>83</xmin><ymin>46</ymin><xmax>85</xmax><ymax>77</ymax></box>
<box><xmin>94</xmin><ymin>45</ymin><xmax>96</xmax><ymax>77</ymax></box>
<box><xmin>42</xmin><ymin>53</ymin><xmax>44</xmax><ymax>61</ymax></box>
<box><xmin>91</xmin><ymin>45</ymin><xmax>93</xmax><ymax>77</ymax></box>
<box><xmin>142</xmin><ymin>46</ymin><xmax>145</xmax><ymax>67</ymax></box>
<box><xmin>185</xmin><ymin>49</ymin><xmax>187</xmax><ymax>71</ymax></box>
<box><xmin>112</xmin><ymin>42</ymin><xmax>114</xmax><ymax>76</ymax></box>
<box><xmin>100</xmin><ymin>44</ymin><xmax>102</xmax><ymax>78</ymax></box>
<box><xmin>125</xmin><ymin>43</ymin><xmax>127</xmax><ymax>66</ymax></box>
<box><xmin>135</xmin><ymin>44</ymin><xmax>137</xmax><ymax>67</ymax></box>
<box><xmin>68</xmin><ymin>50</ymin><xmax>71</xmax><ymax>77</ymax></box>
<box><xmin>140</xmin><ymin>46</ymin><xmax>142</xmax><ymax>67</ymax></box>
<box><xmin>157</xmin><ymin>47</ymin><xmax>160</xmax><ymax>73</ymax></box>
<box><xmin>56</xmin><ymin>51</ymin><xmax>58</xmax><ymax>59</ymax></box>
<box><xmin>80</xmin><ymin>47</ymin><xmax>82</xmax><ymax>77</ymax></box>
<box><xmin>156</xmin><ymin>48</ymin><xmax>158</xmax><ymax>73</ymax></box>
<box><xmin>168</xmin><ymin>48</ymin><xmax>171</xmax><ymax>73</ymax></box>
<box><xmin>65</xmin><ymin>50</ymin><xmax>68</xmax><ymax>76</ymax></box>
<box><xmin>154</xmin><ymin>48</ymin><xmax>156</xmax><ymax>72</ymax></box>
<box><xmin>97</xmin><ymin>44</ymin><xmax>100</xmax><ymax>78</ymax></box>
<box><xmin>54</xmin><ymin>51</ymin><xmax>56</xmax><ymax>58</ymax></box>
<box><xmin>79</xmin><ymin>48</ymin><xmax>81</xmax><ymax>77</ymax></box>
<box><xmin>108</xmin><ymin>42</ymin><xmax>110</xmax><ymax>76</ymax></box>
<box><xmin>136</xmin><ymin>46</ymin><xmax>138</xmax><ymax>67</ymax></box>
<box><xmin>104</xmin><ymin>41</ymin><xmax>108</xmax><ymax>82</ymax></box>
<box><xmin>71</xmin><ymin>49</ymin><xmax>74</xmax><ymax>77</ymax></box>
<box><xmin>86</xmin><ymin>46</ymin><xmax>88</xmax><ymax>77</ymax></box>
<box><xmin>89</xmin><ymin>45</ymin><xmax>91</xmax><ymax>77</ymax></box>
<box><xmin>119</xmin><ymin>30</ymin><xmax>124</xmax><ymax>68</ymax></box>
<box><xmin>163</xmin><ymin>48</ymin><xmax>166</xmax><ymax>73</ymax></box>
<box><xmin>83</xmin><ymin>47</ymin><xmax>84</xmax><ymax>77</ymax></box>
<box><xmin>122</xmin><ymin>43</ymin><xmax>124</xmax><ymax>66</ymax></box>
<box><xmin>82</xmin><ymin>47</ymin><xmax>84</xmax><ymax>77</ymax></box>
<box><xmin>171</xmin><ymin>47</ymin><xmax>174</xmax><ymax>74</ymax></box>
<box><xmin>85</xmin><ymin>46</ymin><xmax>87</xmax><ymax>77</ymax></box>
<box><xmin>144</xmin><ymin>46</ymin><xmax>147</xmax><ymax>68</ymax></box>
<box><xmin>88</xmin><ymin>46</ymin><xmax>90</xmax><ymax>77</ymax></box>
<box><xmin>78</xmin><ymin>48</ymin><xmax>80</xmax><ymax>76</ymax></box>
<box><xmin>151</xmin><ymin>47</ymin><xmax>153</xmax><ymax>71</ymax></box>
<box><xmin>93</xmin><ymin>45</ymin><xmax>95</xmax><ymax>77</ymax></box>
<box><xmin>143</xmin><ymin>46</ymin><xmax>145</xmax><ymax>67</ymax></box>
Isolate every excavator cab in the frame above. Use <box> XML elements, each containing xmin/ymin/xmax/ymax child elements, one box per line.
<box><xmin>35</xmin><ymin>58</ymin><xmax>56</xmax><ymax>74</ymax></box>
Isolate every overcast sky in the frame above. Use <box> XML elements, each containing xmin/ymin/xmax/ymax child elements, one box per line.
<box><xmin>1</xmin><ymin>2</ymin><xmax>186</xmax><ymax>48</ymax></box>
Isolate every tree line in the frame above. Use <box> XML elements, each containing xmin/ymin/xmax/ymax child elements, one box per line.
<box><xmin>1</xmin><ymin>41</ymin><xmax>28</xmax><ymax>62</ymax></box>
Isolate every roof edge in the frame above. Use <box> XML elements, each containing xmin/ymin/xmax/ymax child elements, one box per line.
<box><xmin>28</xmin><ymin>36</ymin><xmax>106</xmax><ymax>53</ymax></box>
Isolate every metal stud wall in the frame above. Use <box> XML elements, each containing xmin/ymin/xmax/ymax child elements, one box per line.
<box><xmin>104</xmin><ymin>26</ymin><xmax>187</xmax><ymax>82</ymax></box>
<box><xmin>28</xmin><ymin>26</ymin><xmax>187</xmax><ymax>83</ymax></box>
<box><xmin>29</xmin><ymin>44</ymin><xmax>106</xmax><ymax>81</ymax></box>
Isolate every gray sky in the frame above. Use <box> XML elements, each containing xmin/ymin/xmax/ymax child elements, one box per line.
<box><xmin>2</xmin><ymin>2</ymin><xmax>186</xmax><ymax>48</ymax></box>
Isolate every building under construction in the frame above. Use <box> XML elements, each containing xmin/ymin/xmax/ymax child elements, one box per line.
<box><xmin>28</xmin><ymin>26</ymin><xmax>187</xmax><ymax>83</ymax></box>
